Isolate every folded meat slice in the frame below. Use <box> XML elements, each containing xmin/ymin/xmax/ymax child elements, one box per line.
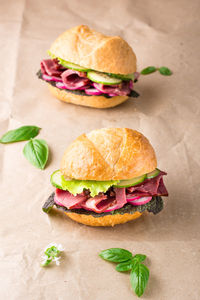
<box><xmin>61</xmin><ymin>69</ymin><xmax>90</xmax><ymax>90</ymax></box>
<box><xmin>54</xmin><ymin>188</ymin><xmax>87</xmax><ymax>209</ymax></box>
<box><xmin>126</xmin><ymin>171</ymin><xmax>168</xmax><ymax>197</ymax></box>
<box><xmin>104</xmin><ymin>188</ymin><xmax>127</xmax><ymax>212</ymax></box>
<box><xmin>82</xmin><ymin>193</ymin><xmax>111</xmax><ymax>213</ymax></box>
<box><xmin>41</xmin><ymin>59</ymin><xmax>64</xmax><ymax>77</ymax></box>
<box><xmin>82</xmin><ymin>188</ymin><xmax>126</xmax><ymax>213</ymax></box>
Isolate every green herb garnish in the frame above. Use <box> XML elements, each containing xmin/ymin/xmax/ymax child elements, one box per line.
<box><xmin>141</xmin><ymin>66</ymin><xmax>172</xmax><ymax>76</ymax></box>
<box><xmin>41</xmin><ymin>243</ymin><xmax>64</xmax><ymax>267</ymax></box>
<box><xmin>99</xmin><ymin>248</ymin><xmax>149</xmax><ymax>297</ymax></box>
<box><xmin>23</xmin><ymin>138</ymin><xmax>49</xmax><ymax>169</ymax></box>
<box><xmin>0</xmin><ymin>125</ymin><xmax>40</xmax><ymax>144</ymax></box>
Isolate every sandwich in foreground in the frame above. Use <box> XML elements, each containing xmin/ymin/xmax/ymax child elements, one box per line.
<box><xmin>43</xmin><ymin>128</ymin><xmax>168</xmax><ymax>226</ymax></box>
<box><xmin>37</xmin><ymin>25</ymin><xmax>140</xmax><ymax>108</ymax></box>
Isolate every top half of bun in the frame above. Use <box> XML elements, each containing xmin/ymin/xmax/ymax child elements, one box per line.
<box><xmin>49</xmin><ymin>25</ymin><xmax>137</xmax><ymax>75</ymax></box>
<box><xmin>60</xmin><ymin>128</ymin><xmax>157</xmax><ymax>181</ymax></box>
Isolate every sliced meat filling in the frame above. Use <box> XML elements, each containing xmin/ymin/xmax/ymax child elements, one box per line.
<box><xmin>54</xmin><ymin>172</ymin><xmax>168</xmax><ymax>213</ymax></box>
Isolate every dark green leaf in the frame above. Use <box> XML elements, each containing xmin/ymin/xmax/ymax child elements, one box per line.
<box><xmin>133</xmin><ymin>254</ymin><xmax>146</xmax><ymax>263</ymax></box>
<box><xmin>130</xmin><ymin>263</ymin><xmax>149</xmax><ymax>297</ymax></box>
<box><xmin>99</xmin><ymin>248</ymin><xmax>133</xmax><ymax>263</ymax></box>
<box><xmin>159</xmin><ymin>66</ymin><xmax>172</xmax><ymax>76</ymax></box>
<box><xmin>42</xmin><ymin>194</ymin><xmax>54</xmax><ymax>213</ymax></box>
<box><xmin>116</xmin><ymin>260</ymin><xmax>133</xmax><ymax>272</ymax></box>
<box><xmin>0</xmin><ymin>125</ymin><xmax>41</xmax><ymax>144</ymax></box>
<box><xmin>140</xmin><ymin>66</ymin><xmax>157</xmax><ymax>75</ymax></box>
<box><xmin>23</xmin><ymin>139</ymin><xmax>49</xmax><ymax>169</ymax></box>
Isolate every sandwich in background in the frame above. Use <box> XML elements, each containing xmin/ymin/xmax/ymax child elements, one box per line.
<box><xmin>37</xmin><ymin>25</ymin><xmax>140</xmax><ymax>108</ymax></box>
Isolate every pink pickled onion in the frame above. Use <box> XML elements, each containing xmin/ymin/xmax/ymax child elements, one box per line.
<box><xmin>134</xmin><ymin>72</ymin><xmax>140</xmax><ymax>80</ymax></box>
<box><xmin>129</xmin><ymin>80</ymin><xmax>134</xmax><ymax>89</ymax></box>
<box><xmin>85</xmin><ymin>88</ymin><xmax>103</xmax><ymax>95</ymax></box>
<box><xmin>56</xmin><ymin>82</ymin><xmax>67</xmax><ymax>89</ymax></box>
<box><xmin>42</xmin><ymin>74</ymin><xmax>62</xmax><ymax>82</ymax></box>
<box><xmin>126</xmin><ymin>195</ymin><xmax>140</xmax><ymax>202</ymax></box>
<box><xmin>128</xmin><ymin>196</ymin><xmax>152</xmax><ymax>206</ymax></box>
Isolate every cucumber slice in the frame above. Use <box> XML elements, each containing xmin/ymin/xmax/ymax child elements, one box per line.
<box><xmin>109</xmin><ymin>73</ymin><xmax>134</xmax><ymax>81</ymax></box>
<box><xmin>87</xmin><ymin>71</ymin><xmax>122</xmax><ymax>85</ymax></box>
<box><xmin>51</xmin><ymin>170</ymin><xmax>63</xmax><ymax>189</ymax></box>
<box><xmin>58</xmin><ymin>58</ymin><xmax>89</xmax><ymax>72</ymax></box>
<box><xmin>51</xmin><ymin>170</ymin><xmax>72</xmax><ymax>189</ymax></box>
<box><xmin>146</xmin><ymin>168</ymin><xmax>160</xmax><ymax>179</ymax></box>
<box><xmin>114</xmin><ymin>174</ymin><xmax>146</xmax><ymax>188</ymax></box>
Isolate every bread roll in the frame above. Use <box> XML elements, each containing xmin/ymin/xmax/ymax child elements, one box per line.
<box><xmin>61</xmin><ymin>128</ymin><xmax>157</xmax><ymax>180</ymax></box>
<box><xmin>49</xmin><ymin>25</ymin><xmax>137</xmax><ymax>74</ymax></box>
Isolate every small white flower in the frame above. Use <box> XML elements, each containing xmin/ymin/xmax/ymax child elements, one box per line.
<box><xmin>57</xmin><ymin>244</ymin><xmax>64</xmax><ymax>252</ymax></box>
<box><xmin>42</xmin><ymin>255</ymin><xmax>49</xmax><ymax>260</ymax></box>
<box><xmin>53</xmin><ymin>256</ymin><xmax>61</xmax><ymax>266</ymax></box>
<box><xmin>41</xmin><ymin>255</ymin><xmax>50</xmax><ymax>265</ymax></box>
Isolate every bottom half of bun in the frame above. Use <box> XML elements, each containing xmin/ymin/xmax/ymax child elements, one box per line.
<box><xmin>48</xmin><ymin>85</ymin><xmax>128</xmax><ymax>108</ymax></box>
<box><xmin>65</xmin><ymin>211</ymin><xmax>142</xmax><ymax>226</ymax></box>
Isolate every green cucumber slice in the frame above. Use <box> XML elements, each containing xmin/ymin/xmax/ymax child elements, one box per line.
<box><xmin>114</xmin><ymin>174</ymin><xmax>147</xmax><ymax>188</ymax></box>
<box><xmin>58</xmin><ymin>59</ymin><xmax>89</xmax><ymax>72</ymax></box>
<box><xmin>87</xmin><ymin>71</ymin><xmax>122</xmax><ymax>85</ymax></box>
<box><xmin>146</xmin><ymin>168</ymin><xmax>160</xmax><ymax>179</ymax></box>
<box><xmin>109</xmin><ymin>73</ymin><xmax>134</xmax><ymax>81</ymax></box>
<box><xmin>51</xmin><ymin>170</ymin><xmax>71</xmax><ymax>189</ymax></box>
<box><xmin>51</xmin><ymin>170</ymin><xmax>63</xmax><ymax>189</ymax></box>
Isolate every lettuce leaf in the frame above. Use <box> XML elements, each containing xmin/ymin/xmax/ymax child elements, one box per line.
<box><xmin>51</xmin><ymin>170</ymin><xmax>119</xmax><ymax>197</ymax></box>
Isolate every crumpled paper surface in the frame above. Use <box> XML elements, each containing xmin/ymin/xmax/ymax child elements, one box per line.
<box><xmin>0</xmin><ymin>0</ymin><xmax>200</xmax><ymax>299</ymax></box>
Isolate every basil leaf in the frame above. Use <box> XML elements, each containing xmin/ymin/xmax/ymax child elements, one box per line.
<box><xmin>130</xmin><ymin>263</ymin><xmax>149</xmax><ymax>297</ymax></box>
<box><xmin>140</xmin><ymin>66</ymin><xmax>157</xmax><ymax>75</ymax></box>
<box><xmin>133</xmin><ymin>254</ymin><xmax>146</xmax><ymax>263</ymax></box>
<box><xmin>99</xmin><ymin>248</ymin><xmax>132</xmax><ymax>263</ymax></box>
<box><xmin>116</xmin><ymin>254</ymin><xmax>146</xmax><ymax>272</ymax></box>
<box><xmin>23</xmin><ymin>139</ymin><xmax>49</xmax><ymax>169</ymax></box>
<box><xmin>159</xmin><ymin>66</ymin><xmax>172</xmax><ymax>76</ymax></box>
<box><xmin>116</xmin><ymin>259</ymin><xmax>133</xmax><ymax>272</ymax></box>
<box><xmin>0</xmin><ymin>125</ymin><xmax>40</xmax><ymax>144</ymax></box>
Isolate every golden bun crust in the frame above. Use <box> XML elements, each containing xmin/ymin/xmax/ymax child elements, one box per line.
<box><xmin>49</xmin><ymin>25</ymin><xmax>137</xmax><ymax>74</ymax></box>
<box><xmin>61</xmin><ymin>128</ymin><xmax>157</xmax><ymax>180</ymax></box>
<box><xmin>65</xmin><ymin>211</ymin><xmax>142</xmax><ymax>226</ymax></box>
<box><xmin>48</xmin><ymin>85</ymin><xmax>128</xmax><ymax>108</ymax></box>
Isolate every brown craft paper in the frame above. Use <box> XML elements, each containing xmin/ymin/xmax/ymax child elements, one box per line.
<box><xmin>0</xmin><ymin>0</ymin><xmax>200</xmax><ymax>299</ymax></box>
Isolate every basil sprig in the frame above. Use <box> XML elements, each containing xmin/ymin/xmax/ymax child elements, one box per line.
<box><xmin>23</xmin><ymin>139</ymin><xmax>49</xmax><ymax>169</ymax></box>
<box><xmin>141</xmin><ymin>66</ymin><xmax>172</xmax><ymax>76</ymax></box>
<box><xmin>99</xmin><ymin>248</ymin><xmax>149</xmax><ymax>297</ymax></box>
<box><xmin>1</xmin><ymin>125</ymin><xmax>49</xmax><ymax>170</ymax></box>
<box><xmin>0</xmin><ymin>125</ymin><xmax>40</xmax><ymax>143</ymax></box>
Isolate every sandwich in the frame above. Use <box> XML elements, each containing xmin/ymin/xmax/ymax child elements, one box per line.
<box><xmin>43</xmin><ymin>128</ymin><xmax>168</xmax><ymax>226</ymax></box>
<box><xmin>37</xmin><ymin>25</ymin><xmax>140</xmax><ymax>109</ymax></box>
